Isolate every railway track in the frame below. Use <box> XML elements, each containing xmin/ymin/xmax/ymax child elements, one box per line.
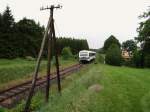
<box><xmin>0</xmin><ymin>63</ymin><xmax>82</xmax><ymax>108</ymax></box>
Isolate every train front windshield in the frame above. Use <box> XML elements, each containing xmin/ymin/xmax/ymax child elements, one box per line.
<box><xmin>79</xmin><ymin>52</ymin><xmax>88</xmax><ymax>57</ymax></box>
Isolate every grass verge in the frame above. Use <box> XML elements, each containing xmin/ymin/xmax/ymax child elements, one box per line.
<box><xmin>2</xmin><ymin>63</ymin><xmax>150</xmax><ymax>112</ymax></box>
<box><xmin>0</xmin><ymin>58</ymin><xmax>77</xmax><ymax>91</ymax></box>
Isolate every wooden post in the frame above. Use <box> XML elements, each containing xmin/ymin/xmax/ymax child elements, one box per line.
<box><xmin>46</xmin><ymin>31</ymin><xmax>52</xmax><ymax>102</ymax></box>
<box><xmin>24</xmin><ymin>17</ymin><xmax>52</xmax><ymax>112</ymax></box>
<box><xmin>52</xmin><ymin>20</ymin><xmax>61</xmax><ymax>93</ymax></box>
<box><xmin>24</xmin><ymin>5</ymin><xmax>62</xmax><ymax>112</ymax></box>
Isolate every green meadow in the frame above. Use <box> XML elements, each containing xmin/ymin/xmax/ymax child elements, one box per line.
<box><xmin>38</xmin><ymin>64</ymin><xmax>150</xmax><ymax>112</ymax></box>
<box><xmin>1</xmin><ymin>62</ymin><xmax>150</xmax><ymax>112</ymax></box>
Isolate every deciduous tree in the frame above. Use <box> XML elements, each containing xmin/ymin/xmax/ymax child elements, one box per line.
<box><xmin>103</xmin><ymin>35</ymin><xmax>120</xmax><ymax>52</ymax></box>
<box><xmin>136</xmin><ymin>7</ymin><xmax>150</xmax><ymax>67</ymax></box>
<box><xmin>105</xmin><ymin>44</ymin><xmax>122</xmax><ymax>66</ymax></box>
<box><xmin>122</xmin><ymin>39</ymin><xmax>137</xmax><ymax>54</ymax></box>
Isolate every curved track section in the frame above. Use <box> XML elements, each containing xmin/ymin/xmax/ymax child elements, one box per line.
<box><xmin>0</xmin><ymin>64</ymin><xmax>82</xmax><ymax>108</ymax></box>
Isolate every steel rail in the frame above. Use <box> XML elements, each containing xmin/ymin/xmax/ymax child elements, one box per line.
<box><xmin>0</xmin><ymin>64</ymin><xmax>82</xmax><ymax>103</ymax></box>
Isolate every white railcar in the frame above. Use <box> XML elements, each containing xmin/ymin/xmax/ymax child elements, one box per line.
<box><xmin>79</xmin><ymin>50</ymin><xmax>96</xmax><ymax>62</ymax></box>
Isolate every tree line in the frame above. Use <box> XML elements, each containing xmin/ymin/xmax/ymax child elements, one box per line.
<box><xmin>0</xmin><ymin>6</ymin><xmax>89</xmax><ymax>59</ymax></box>
<box><xmin>98</xmin><ymin>7</ymin><xmax>150</xmax><ymax>68</ymax></box>
<box><xmin>57</xmin><ymin>37</ymin><xmax>89</xmax><ymax>55</ymax></box>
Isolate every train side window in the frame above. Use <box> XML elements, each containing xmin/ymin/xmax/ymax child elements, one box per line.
<box><xmin>89</xmin><ymin>53</ymin><xmax>95</xmax><ymax>56</ymax></box>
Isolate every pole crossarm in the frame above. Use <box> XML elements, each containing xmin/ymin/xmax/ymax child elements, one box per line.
<box><xmin>40</xmin><ymin>4</ymin><xmax>62</xmax><ymax>11</ymax></box>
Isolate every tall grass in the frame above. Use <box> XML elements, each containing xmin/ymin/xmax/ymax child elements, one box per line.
<box><xmin>39</xmin><ymin>64</ymin><xmax>150</xmax><ymax>112</ymax></box>
<box><xmin>4</xmin><ymin>63</ymin><xmax>150</xmax><ymax>112</ymax></box>
<box><xmin>39</xmin><ymin>65</ymin><xmax>102</xmax><ymax>112</ymax></box>
<box><xmin>0</xmin><ymin>59</ymin><xmax>45</xmax><ymax>85</ymax></box>
<box><xmin>0</xmin><ymin>58</ymin><xmax>77</xmax><ymax>90</ymax></box>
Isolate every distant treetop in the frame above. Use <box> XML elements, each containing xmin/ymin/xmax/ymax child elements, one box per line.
<box><xmin>103</xmin><ymin>35</ymin><xmax>121</xmax><ymax>51</ymax></box>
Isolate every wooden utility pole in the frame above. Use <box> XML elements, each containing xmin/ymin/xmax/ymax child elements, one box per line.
<box><xmin>24</xmin><ymin>5</ymin><xmax>62</xmax><ymax>112</ymax></box>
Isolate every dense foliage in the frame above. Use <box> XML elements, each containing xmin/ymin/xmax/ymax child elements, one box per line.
<box><xmin>105</xmin><ymin>44</ymin><xmax>122</xmax><ymax>66</ymax></box>
<box><xmin>0</xmin><ymin>6</ymin><xmax>45</xmax><ymax>58</ymax></box>
<box><xmin>144</xmin><ymin>54</ymin><xmax>150</xmax><ymax>67</ymax></box>
<box><xmin>131</xmin><ymin>50</ymin><xmax>142</xmax><ymax>67</ymax></box>
<box><xmin>136</xmin><ymin>8</ymin><xmax>150</xmax><ymax>67</ymax></box>
<box><xmin>0</xmin><ymin>6</ymin><xmax>89</xmax><ymax>59</ymax></box>
<box><xmin>95</xmin><ymin>54</ymin><xmax>105</xmax><ymax>63</ymax></box>
<box><xmin>103</xmin><ymin>35</ymin><xmax>120</xmax><ymax>52</ymax></box>
<box><xmin>61</xmin><ymin>47</ymin><xmax>73</xmax><ymax>60</ymax></box>
<box><xmin>57</xmin><ymin>37</ymin><xmax>89</xmax><ymax>55</ymax></box>
<box><xmin>122</xmin><ymin>39</ymin><xmax>137</xmax><ymax>53</ymax></box>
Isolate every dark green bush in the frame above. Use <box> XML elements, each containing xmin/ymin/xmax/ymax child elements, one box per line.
<box><xmin>122</xmin><ymin>59</ymin><xmax>132</xmax><ymax>67</ymax></box>
<box><xmin>96</xmin><ymin>54</ymin><xmax>105</xmax><ymax>63</ymax></box>
<box><xmin>74</xmin><ymin>54</ymin><xmax>79</xmax><ymax>60</ymax></box>
<box><xmin>132</xmin><ymin>50</ymin><xmax>142</xmax><ymax>68</ymax></box>
<box><xmin>103</xmin><ymin>35</ymin><xmax>121</xmax><ymax>52</ymax></box>
<box><xmin>105</xmin><ymin>44</ymin><xmax>122</xmax><ymax>66</ymax></box>
<box><xmin>61</xmin><ymin>47</ymin><xmax>73</xmax><ymax>60</ymax></box>
<box><xmin>144</xmin><ymin>54</ymin><xmax>150</xmax><ymax>68</ymax></box>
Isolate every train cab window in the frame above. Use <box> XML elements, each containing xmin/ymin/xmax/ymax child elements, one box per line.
<box><xmin>80</xmin><ymin>53</ymin><xmax>88</xmax><ymax>56</ymax></box>
<box><xmin>89</xmin><ymin>53</ymin><xmax>95</xmax><ymax>56</ymax></box>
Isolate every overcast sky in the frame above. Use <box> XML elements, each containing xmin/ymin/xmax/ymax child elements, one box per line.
<box><xmin>0</xmin><ymin>0</ymin><xmax>150</xmax><ymax>49</ymax></box>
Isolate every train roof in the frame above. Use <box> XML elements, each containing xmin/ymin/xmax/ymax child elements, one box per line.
<box><xmin>79</xmin><ymin>50</ymin><xmax>96</xmax><ymax>54</ymax></box>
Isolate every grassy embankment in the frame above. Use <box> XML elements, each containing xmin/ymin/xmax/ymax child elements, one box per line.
<box><xmin>37</xmin><ymin>64</ymin><xmax>150</xmax><ymax>112</ymax></box>
<box><xmin>2</xmin><ymin>63</ymin><xmax>150</xmax><ymax>112</ymax></box>
<box><xmin>0</xmin><ymin>58</ymin><xmax>77</xmax><ymax>90</ymax></box>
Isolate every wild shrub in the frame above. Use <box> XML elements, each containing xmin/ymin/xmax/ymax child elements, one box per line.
<box><xmin>122</xmin><ymin>59</ymin><xmax>133</xmax><ymax>67</ymax></box>
<box><xmin>103</xmin><ymin>35</ymin><xmax>121</xmax><ymax>52</ymax></box>
<box><xmin>96</xmin><ymin>54</ymin><xmax>105</xmax><ymax>64</ymax></box>
<box><xmin>105</xmin><ymin>44</ymin><xmax>122</xmax><ymax>66</ymax></box>
<box><xmin>144</xmin><ymin>54</ymin><xmax>150</xmax><ymax>68</ymax></box>
<box><xmin>61</xmin><ymin>47</ymin><xmax>73</xmax><ymax>60</ymax></box>
<box><xmin>74</xmin><ymin>54</ymin><xmax>79</xmax><ymax>60</ymax></box>
<box><xmin>132</xmin><ymin>50</ymin><xmax>142</xmax><ymax>68</ymax></box>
